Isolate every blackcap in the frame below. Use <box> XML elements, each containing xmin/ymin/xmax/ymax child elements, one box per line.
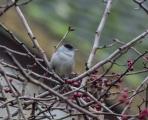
<box><xmin>50</xmin><ymin>44</ymin><xmax>75</xmax><ymax>78</ymax></box>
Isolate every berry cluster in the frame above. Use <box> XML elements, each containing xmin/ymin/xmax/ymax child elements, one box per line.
<box><xmin>139</xmin><ymin>108</ymin><xmax>148</xmax><ymax>120</ymax></box>
<box><xmin>121</xmin><ymin>115</ymin><xmax>129</xmax><ymax>120</ymax></box>
<box><xmin>65</xmin><ymin>80</ymin><xmax>81</xmax><ymax>87</ymax></box>
<box><xmin>118</xmin><ymin>88</ymin><xmax>129</xmax><ymax>104</ymax></box>
<box><xmin>4</xmin><ymin>87</ymin><xmax>12</xmax><ymax>93</ymax></box>
<box><xmin>127</xmin><ymin>59</ymin><xmax>134</xmax><ymax>71</ymax></box>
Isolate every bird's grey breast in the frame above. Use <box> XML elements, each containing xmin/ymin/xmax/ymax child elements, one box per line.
<box><xmin>50</xmin><ymin>51</ymin><xmax>74</xmax><ymax>77</ymax></box>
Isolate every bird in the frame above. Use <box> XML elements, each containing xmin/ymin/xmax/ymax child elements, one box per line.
<box><xmin>50</xmin><ymin>44</ymin><xmax>76</xmax><ymax>78</ymax></box>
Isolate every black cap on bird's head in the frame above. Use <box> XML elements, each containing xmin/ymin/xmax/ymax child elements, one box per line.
<box><xmin>64</xmin><ymin>44</ymin><xmax>74</xmax><ymax>51</ymax></box>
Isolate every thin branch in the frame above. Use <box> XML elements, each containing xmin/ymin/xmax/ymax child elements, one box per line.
<box><xmin>16</xmin><ymin>0</ymin><xmax>33</xmax><ymax>6</ymax></box>
<box><xmin>55</xmin><ymin>26</ymin><xmax>75</xmax><ymax>49</ymax></box>
<box><xmin>0</xmin><ymin>0</ymin><xmax>18</xmax><ymax>16</ymax></box>
<box><xmin>133</xmin><ymin>0</ymin><xmax>148</xmax><ymax>14</ymax></box>
<box><xmin>0</xmin><ymin>45</ymin><xmax>29</xmax><ymax>57</ymax></box>
<box><xmin>113</xmin><ymin>38</ymin><xmax>142</xmax><ymax>55</ymax></box>
<box><xmin>0</xmin><ymin>23</ymin><xmax>64</xmax><ymax>83</ymax></box>
<box><xmin>121</xmin><ymin>76</ymin><xmax>148</xmax><ymax>115</ymax></box>
<box><xmin>0</xmin><ymin>61</ymin><xmax>60</xmax><ymax>84</ymax></box>
<box><xmin>10</xmin><ymin>0</ymin><xmax>51</xmax><ymax>71</ymax></box>
<box><xmin>87</xmin><ymin>0</ymin><xmax>112</xmax><ymax>68</ymax></box>
<box><xmin>6</xmin><ymin>51</ymin><xmax>100</xmax><ymax>119</ymax></box>
<box><xmin>16</xmin><ymin>97</ymin><xmax>27</xmax><ymax>120</ymax></box>
<box><xmin>71</xmin><ymin>29</ymin><xmax>148</xmax><ymax>81</ymax></box>
<box><xmin>146</xmin><ymin>82</ymin><xmax>148</xmax><ymax>107</ymax></box>
<box><xmin>0</xmin><ymin>79</ymin><xmax>12</xmax><ymax>119</ymax></box>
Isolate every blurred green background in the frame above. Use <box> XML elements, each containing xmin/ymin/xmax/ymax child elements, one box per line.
<box><xmin>0</xmin><ymin>0</ymin><xmax>148</xmax><ymax>87</ymax></box>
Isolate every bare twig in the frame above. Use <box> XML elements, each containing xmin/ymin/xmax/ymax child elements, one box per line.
<box><xmin>16</xmin><ymin>0</ymin><xmax>33</xmax><ymax>6</ymax></box>
<box><xmin>0</xmin><ymin>79</ymin><xmax>12</xmax><ymax>119</ymax></box>
<box><xmin>146</xmin><ymin>82</ymin><xmax>148</xmax><ymax>107</ymax></box>
<box><xmin>0</xmin><ymin>0</ymin><xmax>18</xmax><ymax>16</ymax></box>
<box><xmin>55</xmin><ymin>26</ymin><xmax>75</xmax><ymax>49</ymax></box>
<box><xmin>71</xmin><ymin>29</ymin><xmax>148</xmax><ymax>81</ymax></box>
<box><xmin>133</xmin><ymin>0</ymin><xmax>148</xmax><ymax>14</ymax></box>
<box><xmin>113</xmin><ymin>38</ymin><xmax>142</xmax><ymax>55</ymax></box>
<box><xmin>121</xmin><ymin>76</ymin><xmax>148</xmax><ymax>115</ymax></box>
<box><xmin>0</xmin><ymin>23</ymin><xmax>64</xmax><ymax>83</ymax></box>
<box><xmin>10</xmin><ymin>0</ymin><xmax>51</xmax><ymax>71</ymax></box>
<box><xmin>87</xmin><ymin>0</ymin><xmax>112</xmax><ymax>68</ymax></box>
<box><xmin>6</xmin><ymin>51</ymin><xmax>100</xmax><ymax>119</ymax></box>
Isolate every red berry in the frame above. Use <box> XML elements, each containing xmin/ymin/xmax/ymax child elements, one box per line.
<box><xmin>65</xmin><ymin>80</ymin><xmax>74</xmax><ymax>84</ymax></box>
<box><xmin>127</xmin><ymin>59</ymin><xmax>134</xmax><ymax>71</ymax></box>
<box><xmin>73</xmin><ymin>92</ymin><xmax>82</xmax><ymax>98</ymax></box>
<box><xmin>123</xmin><ymin>88</ymin><xmax>128</xmax><ymax>92</ymax></box>
<box><xmin>118</xmin><ymin>97</ymin><xmax>125</xmax><ymax>103</ymax></box>
<box><xmin>95</xmin><ymin>104</ymin><xmax>101</xmax><ymax>111</ymax></box>
<box><xmin>122</xmin><ymin>92</ymin><xmax>128</xmax><ymax>98</ymax></box>
<box><xmin>72</xmin><ymin>81</ymin><xmax>80</xmax><ymax>87</ymax></box>
<box><xmin>4</xmin><ymin>88</ymin><xmax>12</xmax><ymax>93</ymax></box>
<box><xmin>82</xmin><ymin>93</ymin><xmax>88</xmax><ymax>97</ymax></box>
<box><xmin>121</xmin><ymin>115</ymin><xmax>128</xmax><ymax>120</ymax></box>
<box><xmin>118</xmin><ymin>89</ymin><xmax>129</xmax><ymax>104</ymax></box>
<box><xmin>139</xmin><ymin>108</ymin><xmax>148</xmax><ymax>120</ymax></box>
<box><xmin>83</xmin><ymin>96</ymin><xmax>91</xmax><ymax>102</ymax></box>
<box><xmin>9</xmin><ymin>79</ymin><xmax>13</xmax><ymax>83</ymax></box>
